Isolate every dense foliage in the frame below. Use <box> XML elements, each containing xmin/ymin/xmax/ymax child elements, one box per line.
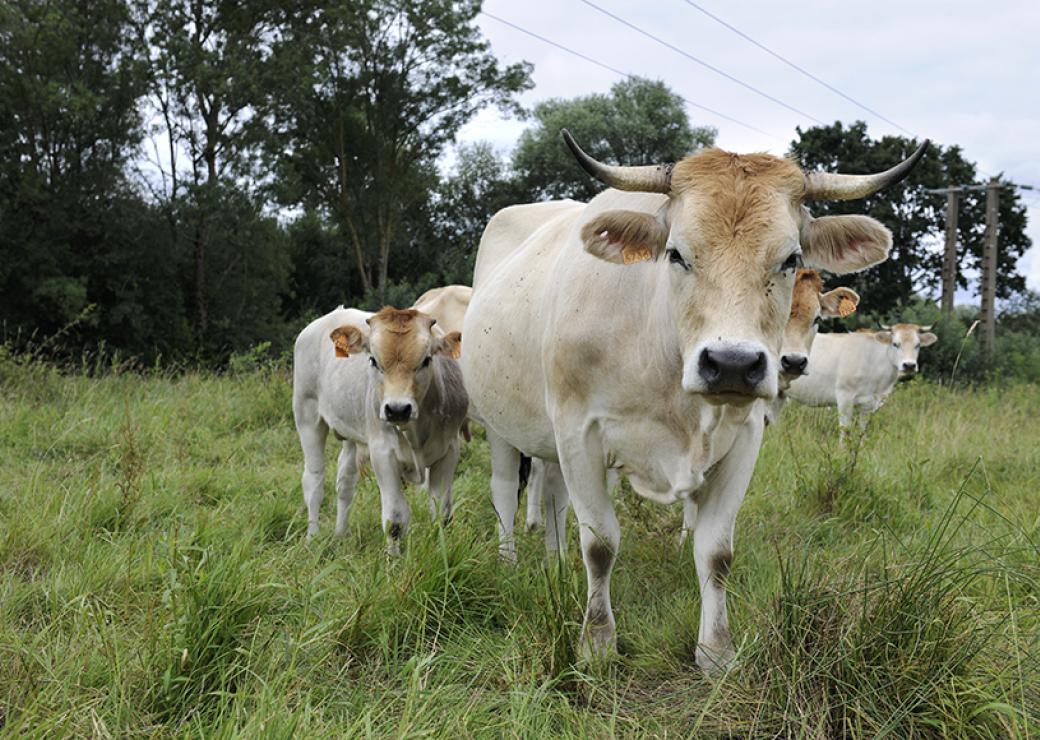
<box><xmin>0</xmin><ymin>2</ymin><xmax>1034</xmax><ymax>375</ymax></box>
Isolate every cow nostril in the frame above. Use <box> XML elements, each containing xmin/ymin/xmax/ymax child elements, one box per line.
<box><xmin>746</xmin><ymin>351</ymin><xmax>767</xmax><ymax>385</ymax></box>
<box><xmin>697</xmin><ymin>349</ymin><xmax>721</xmax><ymax>384</ymax></box>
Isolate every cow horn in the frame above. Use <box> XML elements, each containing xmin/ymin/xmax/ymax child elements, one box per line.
<box><xmin>561</xmin><ymin>129</ymin><xmax>672</xmax><ymax>193</ymax></box>
<box><xmin>804</xmin><ymin>139</ymin><xmax>930</xmax><ymax>201</ymax></box>
<box><xmin>919</xmin><ymin>324</ymin><xmax>933</xmax><ymax>331</ymax></box>
<box><xmin>881</xmin><ymin>324</ymin><xmax>891</xmax><ymax>330</ymax></box>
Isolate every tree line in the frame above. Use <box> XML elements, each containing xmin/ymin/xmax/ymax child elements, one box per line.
<box><xmin>0</xmin><ymin>0</ymin><xmax>1032</xmax><ymax>367</ymax></box>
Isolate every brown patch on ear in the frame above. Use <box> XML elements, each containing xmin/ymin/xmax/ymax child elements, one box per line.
<box><xmin>437</xmin><ymin>331</ymin><xmax>462</xmax><ymax>359</ymax></box>
<box><xmin>581</xmin><ymin>210</ymin><xmax>667</xmax><ymax>265</ymax></box>
<box><xmin>802</xmin><ymin>214</ymin><xmax>892</xmax><ymax>275</ymax></box>
<box><xmin>838</xmin><ymin>296</ymin><xmax>857</xmax><ymax>317</ymax></box>
<box><xmin>330</xmin><ymin>325</ymin><xmax>365</xmax><ymax>357</ymax></box>
<box><xmin>820</xmin><ymin>286</ymin><xmax>860</xmax><ymax>318</ymax></box>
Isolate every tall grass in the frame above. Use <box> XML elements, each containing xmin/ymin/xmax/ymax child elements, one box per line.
<box><xmin>0</xmin><ymin>348</ymin><xmax>1037</xmax><ymax>736</ymax></box>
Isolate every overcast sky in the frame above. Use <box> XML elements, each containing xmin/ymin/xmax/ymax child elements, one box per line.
<box><xmin>455</xmin><ymin>0</ymin><xmax>1040</xmax><ymax>295</ymax></box>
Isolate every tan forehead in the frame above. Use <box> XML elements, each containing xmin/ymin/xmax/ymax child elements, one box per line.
<box><xmin>891</xmin><ymin>324</ymin><xmax>922</xmax><ymax>341</ymax></box>
<box><xmin>670</xmin><ymin>149</ymin><xmax>805</xmax><ymax>250</ymax></box>
<box><xmin>368</xmin><ymin>308</ymin><xmax>433</xmax><ymax>367</ymax></box>
<box><xmin>788</xmin><ymin>270</ymin><xmax>823</xmax><ymax>321</ymax></box>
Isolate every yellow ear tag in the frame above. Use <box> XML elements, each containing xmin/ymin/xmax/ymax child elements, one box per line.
<box><xmin>621</xmin><ymin>244</ymin><xmax>652</xmax><ymax>264</ymax></box>
<box><xmin>837</xmin><ymin>296</ymin><xmax>857</xmax><ymax>318</ymax></box>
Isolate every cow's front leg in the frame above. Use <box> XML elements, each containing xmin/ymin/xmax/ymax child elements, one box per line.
<box><xmin>427</xmin><ymin>439</ymin><xmax>460</xmax><ymax>526</ymax></box>
<box><xmin>678</xmin><ymin>498</ymin><xmax>698</xmax><ymax>550</ymax></box>
<box><xmin>692</xmin><ymin>412</ymin><xmax>763</xmax><ymax>674</ymax></box>
<box><xmin>556</xmin><ymin>428</ymin><xmax>618</xmax><ymax>658</ymax></box>
<box><xmin>334</xmin><ymin>440</ymin><xmax>359</xmax><ymax>538</ymax></box>
<box><xmin>370</xmin><ymin>442</ymin><xmax>410</xmax><ymax>556</ymax></box>
<box><xmin>525</xmin><ymin>459</ymin><xmax>545</xmax><ymax>532</ymax></box>
<box><xmin>539</xmin><ymin>461</ymin><xmax>570</xmax><ymax>557</ymax></box>
<box><xmin>487</xmin><ymin>428</ymin><xmax>521</xmax><ymax>562</ymax></box>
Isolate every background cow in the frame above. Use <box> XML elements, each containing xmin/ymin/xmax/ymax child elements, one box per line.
<box><xmin>292</xmin><ymin>306</ymin><xmax>466</xmax><ymax>553</ymax></box>
<box><xmin>785</xmin><ymin>322</ymin><xmax>937</xmax><ymax>432</ymax></box>
<box><xmin>463</xmin><ymin>130</ymin><xmax>926</xmax><ymax>670</ymax></box>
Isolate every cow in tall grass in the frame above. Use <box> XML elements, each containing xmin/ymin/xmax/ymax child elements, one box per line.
<box><xmin>292</xmin><ymin>307</ymin><xmax>466</xmax><ymax>553</ymax></box>
<box><xmin>463</xmin><ymin>130</ymin><xmax>927</xmax><ymax>671</ymax></box>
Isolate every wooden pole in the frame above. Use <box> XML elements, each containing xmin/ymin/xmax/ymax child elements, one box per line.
<box><xmin>979</xmin><ymin>178</ymin><xmax>1000</xmax><ymax>354</ymax></box>
<box><xmin>941</xmin><ymin>188</ymin><xmax>959</xmax><ymax>315</ymax></box>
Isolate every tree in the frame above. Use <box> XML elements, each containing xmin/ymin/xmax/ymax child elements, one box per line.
<box><xmin>265</xmin><ymin>0</ymin><xmax>531</xmax><ymax>304</ymax></box>
<box><xmin>790</xmin><ymin>121</ymin><xmax>1031</xmax><ymax>313</ymax></box>
<box><xmin>512</xmin><ymin>78</ymin><xmax>716</xmax><ymax>202</ymax></box>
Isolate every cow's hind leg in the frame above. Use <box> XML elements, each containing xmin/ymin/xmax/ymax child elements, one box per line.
<box><xmin>335</xmin><ymin>440</ymin><xmax>359</xmax><ymax>538</ymax></box>
<box><xmin>427</xmin><ymin>439</ymin><xmax>460</xmax><ymax>525</ymax></box>
<box><xmin>488</xmin><ymin>428</ymin><xmax>521</xmax><ymax>562</ymax></box>
<box><xmin>295</xmin><ymin>403</ymin><xmax>328</xmax><ymax>541</ymax></box>
<box><xmin>525</xmin><ymin>459</ymin><xmax>545</xmax><ymax>532</ymax></box>
<box><xmin>679</xmin><ymin>499</ymin><xmax>698</xmax><ymax>550</ymax></box>
<box><xmin>692</xmin><ymin>414</ymin><xmax>763</xmax><ymax>674</ymax></box>
<box><xmin>540</xmin><ymin>461</ymin><xmax>570</xmax><ymax>557</ymax></box>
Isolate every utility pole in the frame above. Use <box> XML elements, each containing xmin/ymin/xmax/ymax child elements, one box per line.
<box><xmin>980</xmin><ymin>177</ymin><xmax>1000</xmax><ymax>355</ymax></box>
<box><xmin>941</xmin><ymin>188</ymin><xmax>959</xmax><ymax>315</ymax></box>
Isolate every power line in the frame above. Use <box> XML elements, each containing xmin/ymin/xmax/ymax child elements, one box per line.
<box><xmin>678</xmin><ymin>0</ymin><xmax>917</xmax><ymax>137</ymax></box>
<box><xmin>480</xmin><ymin>10</ymin><xmax>778</xmax><ymax>140</ymax></box>
<box><xmin>577</xmin><ymin>0</ymin><xmax>826</xmax><ymax>125</ymax></box>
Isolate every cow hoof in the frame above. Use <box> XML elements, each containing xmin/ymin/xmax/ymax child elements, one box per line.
<box><xmin>498</xmin><ymin>546</ymin><xmax>517</xmax><ymax>565</ymax></box>
<box><xmin>386</xmin><ymin>540</ymin><xmax>402</xmax><ymax>558</ymax></box>
<box><xmin>525</xmin><ymin>521</ymin><xmax>542</xmax><ymax>533</ymax></box>
<box><xmin>696</xmin><ymin>643</ymin><xmax>736</xmax><ymax>676</ymax></box>
<box><xmin>579</xmin><ymin>627</ymin><xmax>616</xmax><ymax>662</ymax></box>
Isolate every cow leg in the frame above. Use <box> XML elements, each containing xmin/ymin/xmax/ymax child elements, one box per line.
<box><xmin>488</xmin><ymin>428</ymin><xmax>521</xmax><ymax>562</ymax></box>
<box><xmin>295</xmin><ymin>405</ymin><xmax>328</xmax><ymax>541</ymax></box>
<box><xmin>692</xmin><ymin>414</ymin><xmax>763</xmax><ymax>674</ymax></box>
<box><xmin>540</xmin><ymin>461</ymin><xmax>570</xmax><ymax>557</ymax></box>
<box><xmin>836</xmin><ymin>391</ymin><xmax>856</xmax><ymax>445</ymax></box>
<box><xmin>427</xmin><ymin>440</ymin><xmax>460</xmax><ymax>526</ymax></box>
<box><xmin>525</xmin><ymin>459</ymin><xmax>545</xmax><ymax>532</ymax></box>
<box><xmin>678</xmin><ymin>499</ymin><xmax>698</xmax><ymax>550</ymax></box>
<box><xmin>370</xmin><ymin>444</ymin><xmax>410</xmax><ymax>556</ymax></box>
<box><xmin>556</xmin><ymin>431</ymin><xmax>618</xmax><ymax>658</ymax></box>
<box><xmin>334</xmin><ymin>440</ymin><xmax>359</xmax><ymax>538</ymax></box>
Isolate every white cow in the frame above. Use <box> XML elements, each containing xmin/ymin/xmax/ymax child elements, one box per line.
<box><xmin>413</xmin><ymin>285</ymin><xmax>472</xmax><ymax>335</ymax></box>
<box><xmin>785</xmin><ymin>323</ymin><xmax>937</xmax><ymax>431</ymax></box>
<box><xmin>463</xmin><ymin>130</ymin><xmax>926</xmax><ymax>670</ymax></box>
<box><xmin>292</xmin><ymin>306</ymin><xmax>467</xmax><ymax>553</ymax></box>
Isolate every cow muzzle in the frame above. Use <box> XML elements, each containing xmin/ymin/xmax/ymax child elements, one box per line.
<box><xmin>382</xmin><ymin>400</ymin><xmax>416</xmax><ymax>423</ymax></box>
<box><xmin>683</xmin><ymin>341</ymin><xmax>775</xmax><ymax>400</ymax></box>
<box><xmin>780</xmin><ymin>353</ymin><xmax>809</xmax><ymax>377</ymax></box>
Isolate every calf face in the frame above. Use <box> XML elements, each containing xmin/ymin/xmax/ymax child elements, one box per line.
<box><xmin>330</xmin><ymin>307</ymin><xmax>462</xmax><ymax>424</ymax></box>
<box><xmin>779</xmin><ymin>269</ymin><xmax>859</xmax><ymax>382</ymax></box>
<box><xmin>873</xmin><ymin>323</ymin><xmax>937</xmax><ymax>377</ymax></box>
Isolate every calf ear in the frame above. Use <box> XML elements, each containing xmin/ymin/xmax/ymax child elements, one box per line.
<box><xmin>873</xmin><ymin>330</ymin><xmax>893</xmax><ymax>345</ymax></box>
<box><xmin>819</xmin><ymin>287</ymin><xmax>860</xmax><ymax>318</ymax></box>
<box><xmin>581</xmin><ymin>210</ymin><xmax>668</xmax><ymax>265</ymax></box>
<box><xmin>435</xmin><ymin>331</ymin><xmax>462</xmax><ymax>359</ymax></box>
<box><xmin>919</xmin><ymin>332</ymin><xmax>938</xmax><ymax>347</ymax></box>
<box><xmin>330</xmin><ymin>325</ymin><xmax>366</xmax><ymax>357</ymax></box>
<box><xmin>801</xmin><ymin>212</ymin><xmax>892</xmax><ymax>275</ymax></box>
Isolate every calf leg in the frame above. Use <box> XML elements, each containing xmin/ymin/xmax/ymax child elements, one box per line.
<box><xmin>540</xmin><ymin>461</ymin><xmax>570</xmax><ymax>557</ymax></box>
<box><xmin>678</xmin><ymin>499</ymin><xmax>698</xmax><ymax>550</ymax></box>
<box><xmin>295</xmin><ymin>405</ymin><xmax>328</xmax><ymax>541</ymax></box>
<box><xmin>334</xmin><ymin>441</ymin><xmax>359</xmax><ymax>538</ymax></box>
<box><xmin>488</xmin><ymin>428</ymin><xmax>521</xmax><ymax>562</ymax></box>
<box><xmin>370</xmin><ymin>445</ymin><xmax>410</xmax><ymax>556</ymax></box>
<box><xmin>692</xmin><ymin>414</ymin><xmax>763</xmax><ymax>674</ymax></box>
<box><xmin>427</xmin><ymin>439</ymin><xmax>460</xmax><ymax>525</ymax></box>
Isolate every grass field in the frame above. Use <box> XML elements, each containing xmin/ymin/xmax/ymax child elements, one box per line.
<box><xmin>1</xmin><ymin>352</ymin><xmax>1038</xmax><ymax>737</ymax></box>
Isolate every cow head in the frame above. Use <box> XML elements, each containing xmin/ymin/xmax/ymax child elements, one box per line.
<box><xmin>870</xmin><ymin>323</ymin><xmax>937</xmax><ymax>378</ymax></box>
<box><xmin>564</xmin><ymin>130</ymin><xmax>927</xmax><ymax>403</ymax></box>
<box><xmin>330</xmin><ymin>307</ymin><xmax>462</xmax><ymax>424</ymax></box>
<box><xmin>779</xmin><ymin>269</ymin><xmax>859</xmax><ymax>383</ymax></box>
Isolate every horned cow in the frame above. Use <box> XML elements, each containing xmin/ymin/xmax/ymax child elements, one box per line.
<box><xmin>463</xmin><ymin>130</ymin><xmax>927</xmax><ymax>671</ymax></box>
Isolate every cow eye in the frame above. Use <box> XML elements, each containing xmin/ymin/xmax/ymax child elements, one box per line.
<box><xmin>369</xmin><ymin>356</ymin><xmax>379</xmax><ymax>370</ymax></box>
<box><xmin>667</xmin><ymin>248</ymin><xmax>689</xmax><ymax>270</ymax></box>
<box><xmin>781</xmin><ymin>252</ymin><xmax>803</xmax><ymax>272</ymax></box>
<box><xmin>813</xmin><ymin>316</ymin><xmax>821</xmax><ymax>326</ymax></box>
<box><xmin>421</xmin><ymin>356</ymin><xmax>432</xmax><ymax>368</ymax></box>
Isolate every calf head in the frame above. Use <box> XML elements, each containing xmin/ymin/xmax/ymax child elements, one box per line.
<box><xmin>565</xmin><ymin>130</ymin><xmax>927</xmax><ymax>403</ymax></box>
<box><xmin>330</xmin><ymin>307</ymin><xmax>462</xmax><ymax>425</ymax></box>
<box><xmin>779</xmin><ymin>269</ymin><xmax>859</xmax><ymax>384</ymax></box>
<box><xmin>871</xmin><ymin>323</ymin><xmax>937</xmax><ymax>378</ymax></box>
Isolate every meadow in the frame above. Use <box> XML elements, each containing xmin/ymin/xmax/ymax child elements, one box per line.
<box><xmin>1</xmin><ymin>351</ymin><xmax>1037</xmax><ymax>737</ymax></box>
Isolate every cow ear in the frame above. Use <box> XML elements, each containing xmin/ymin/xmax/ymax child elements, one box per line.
<box><xmin>919</xmin><ymin>332</ymin><xmax>938</xmax><ymax>347</ymax></box>
<box><xmin>819</xmin><ymin>287</ymin><xmax>860</xmax><ymax>318</ymax></box>
<box><xmin>330</xmin><ymin>325</ymin><xmax>367</xmax><ymax>357</ymax></box>
<box><xmin>435</xmin><ymin>331</ymin><xmax>462</xmax><ymax>359</ymax></box>
<box><xmin>580</xmin><ymin>210</ymin><xmax>668</xmax><ymax>265</ymax></box>
<box><xmin>801</xmin><ymin>213</ymin><xmax>892</xmax><ymax>275</ymax></box>
<box><xmin>873</xmin><ymin>330</ymin><xmax>892</xmax><ymax>345</ymax></box>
